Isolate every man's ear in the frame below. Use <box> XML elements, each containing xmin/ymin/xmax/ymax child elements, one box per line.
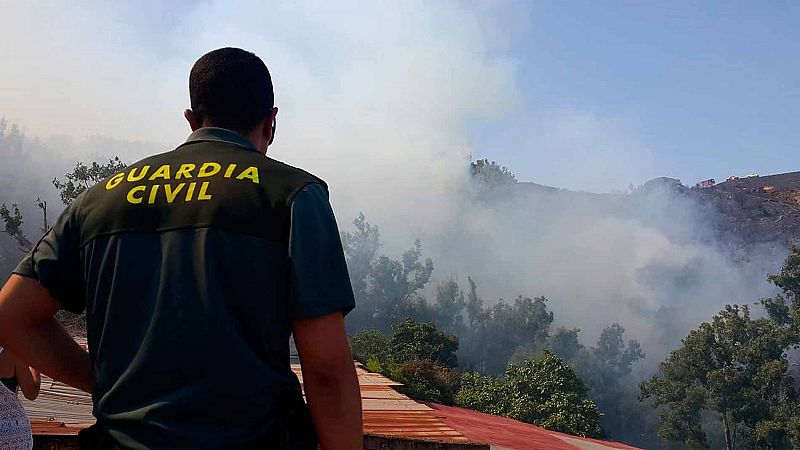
<box><xmin>184</xmin><ymin>109</ymin><xmax>203</xmax><ymax>131</ymax></box>
<box><xmin>264</xmin><ymin>107</ymin><xmax>278</xmax><ymax>146</ymax></box>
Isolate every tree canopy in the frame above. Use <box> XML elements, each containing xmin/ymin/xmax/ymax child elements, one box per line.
<box><xmin>456</xmin><ymin>352</ymin><xmax>605</xmax><ymax>438</ymax></box>
<box><xmin>341</xmin><ymin>214</ymin><xmax>433</xmax><ymax>333</ymax></box>
<box><xmin>349</xmin><ymin>319</ymin><xmax>460</xmax><ymax>405</ymax></box>
<box><xmin>388</xmin><ymin>318</ymin><xmax>459</xmax><ymax>368</ymax></box>
<box><xmin>52</xmin><ymin>157</ymin><xmax>126</xmax><ymax>205</ymax></box>
<box><xmin>0</xmin><ymin>203</ymin><xmax>32</xmax><ymax>252</ymax></box>
<box><xmin>470</xmin><ymin>158</ymin><xmax>517</xmax><ymax>187</ymax></box>
<box><xmin>641</xmin><ymin>247</ymin><xmax>800</xmax><ymax>449</ymax></box>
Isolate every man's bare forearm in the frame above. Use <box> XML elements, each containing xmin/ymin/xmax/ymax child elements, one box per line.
<box><xmin>3</xmin><ymin>317</ymin><xmax>91</xmax><ymax>392</ymax></box>
<box><xmin>303</xmin><ymin>367</ymin><xmax>363</xmax><ymax>450</ymax></box>
<box><xmin>0</xmin><ymin>276</ymin><xmax>91</xmax><ymax>392</ymax></box>
<box><xmin>293</xmin><ymin>312</ymin><xmax>363</xmax><ymax>450</ymax></box>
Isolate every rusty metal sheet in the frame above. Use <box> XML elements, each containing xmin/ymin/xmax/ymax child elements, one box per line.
<box><xmin>27</xmin><ymin>359</ymin><xmax>470</xmax><ymax>444</ymax></box>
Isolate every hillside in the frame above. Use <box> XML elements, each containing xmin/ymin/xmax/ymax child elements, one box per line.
<box><xmin>694</xmin><ymin>172</ymin><xmax>800</xmax><ymax>251</ymax></box>
<box><xmin>502</xmin><ymin>171</ymin><xmax>800</xmax><ymax>260</ymax></box>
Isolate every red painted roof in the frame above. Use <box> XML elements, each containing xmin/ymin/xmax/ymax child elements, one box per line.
<box><xmin>26</xmin><ymin>345</ymin><xmax>639</xmax><ymax>449</ymax></box>
<box><xmin>297</xmin><ymin>364</ymin><xmax>475</xmax><ymax>443</ymax></box>
<box><xmin>426</xmin><ymin>403</ymin><xmax>641</xmax><ymax>450</ymax></box>
<box><xmin>28</xmin><ymin>363</ymin><xmax>474</xmax><ymax>444</ymax></box>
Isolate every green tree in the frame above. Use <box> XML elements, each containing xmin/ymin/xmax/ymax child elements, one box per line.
<box><xmin>640</xmin><ymin>304</ymin><xmax>799</xmax><ymax>450</ymax></box>
<box><xmin>768</xmin><ymin>245</ymin><xmax>800</xmax><ymax>299</ymax></box>
<box><xmin>547</xmin><ymin>323</ymin><xmax>658</xmax><ymax>448</ymax></box>
<box><xmin>393</xmin><ymin>358</ymin><xmax>460</xmax><ymax>405</ymax></box>
<box><xmin>470</xmin><ymin>159</ymin><xmax>517</xmax><ymax>187</ymax></box>
<box><xmin>349</xmin><ymin>329</ymin><xmax>389</xmax><ymax>364</ymax></box>
<box><xmin>341</xmin><ymin>214</ymin><xmax>434</xmax><ymax>333</ymax></box>
<box><xmin>456</xmin><ymin>351</ymin><xmax>605</xmax><ymax>438</ymax></box>
<box><xmin>388</xmin><ymin>318</ymin><xmax>459</xmax><ymax>368</ymax></box>
<box><xmin>434</xmin><ymin>279</ymin><xmax>466</xmax><ymax>333</ymax></box>
<box><xmin>548</xmin><ymin>327</ymin><xmax>584</xmax><ymax>361</ymax></box>
<box><xmin>370</xmin><ymin>241</ymin><xmax>434</xmax><ymax>327</ymax></box>
<box><xmin>457</xmin><ymin>277</ymin><xmax>490</xmax><ymax>370</ymax></box>
<box><xmin>541</xmin><ymin>325</ymin><xmax>657</xmax><ymax>446</ymax></box>
<box><xmin>592</xmin><ymin>323</ymin><xmax>645</xmax><ymax>377</ymax></box>
<box><xmin>351</xmin><ymin>319</ymin><xmax>461</xmax><ymax>405</ymax></box>
<box><xmin>52</xmin><ymin>157</ymin><xmax>126</xmax><ymax>205</ymax></box>
<box><xmin>765</xmin><ymin>245</ymin><xmax>800</xmax><ymax>337</ymax></box>
<box><xmin>0</xmin><ymin>204</ymin><xmax>32</xmax><ymax>252</ymax></box>
<box><xmin>577</xmin><ymin>324</ymin><xmax>647</xmax><ymax>444</ymax></box>
<box><xmin>0</xmin><ymin>199</ymin><xmax>51</xmax><ymax>253</ymax></box>
<box><xmin>464</xmin><ymin>277</ymin><xmax>488</xmax><ymax>329</ymax></box>
<box><xmin>340</xmin><ymin>213</ymin><xmax>381</xmax><ymax>298</ymax></box>
<box><xmin>478</xmin><ymin>295</ymin><xmax>554</xmax><ymax>374</ymax></box>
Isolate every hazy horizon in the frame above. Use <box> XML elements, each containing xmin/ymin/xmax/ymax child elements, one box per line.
<box><xmin>1</xmin><ymin>0</ymin><xmax>795</xmax><ymax>369</ymax></box>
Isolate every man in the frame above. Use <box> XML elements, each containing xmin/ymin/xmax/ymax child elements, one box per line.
<box><xmin>0</xmin><ymin>47</ymin><xmax>362</xmax><ymax>449</ymax></box>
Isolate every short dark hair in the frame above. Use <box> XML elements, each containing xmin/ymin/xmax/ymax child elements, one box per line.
<box><xmin>189</xmin><ymin>47</ymin><xmax>274</xmax><ymax>134</ymax></box>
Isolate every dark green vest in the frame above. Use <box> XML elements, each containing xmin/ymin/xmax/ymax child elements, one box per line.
<box><xmin>48</xmin><ymin>131</ymin><xmax>329</xmax><ymax>449</ymax></box>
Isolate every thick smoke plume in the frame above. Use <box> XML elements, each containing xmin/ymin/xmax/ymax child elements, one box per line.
<box><xmin>428</xmin><ymin>181</ymin><xmax>778</xmax><ymax>367</ymax></box>
<box><xmin>0</xmin><ymin>1</ymin><xmax>781</xmax><ymax>368</ymax></box>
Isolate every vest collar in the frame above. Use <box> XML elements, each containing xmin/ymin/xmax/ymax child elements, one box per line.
<box><xmin>180</xmin><ymin>127</ymin><xmax>259</xmax><ymax>152</ymax></box>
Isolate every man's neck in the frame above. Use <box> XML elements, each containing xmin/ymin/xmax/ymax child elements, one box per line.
<box><xmin>200</xmin><ymin>124</ymin><xmax>266</xmax><ymax>154</ymax></box>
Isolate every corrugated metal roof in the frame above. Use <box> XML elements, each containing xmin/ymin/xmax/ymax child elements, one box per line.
<box><xmin>26</xmin><ymin>356</ymin><xmax>640</xmax><ymax>449</ymax></box>
<box><xmin>426</xmin><ymin>403</ymin><xmax>642</xmax><ymax>450</ymax></box>
<box><xmin>28</xmin><ymin>362</ymin><xmax>471</xmax><ymax>443</ymax></box>
<box><xmin>293</xmin><ymin>364</ymin><xmax>473</xmax><ymax>442</ymax></box>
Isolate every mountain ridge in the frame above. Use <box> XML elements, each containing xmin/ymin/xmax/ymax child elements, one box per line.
<box><xmin>504</xmin><ymin>171</ymin><xmax>800</xmax><ymax>258</ymax></box>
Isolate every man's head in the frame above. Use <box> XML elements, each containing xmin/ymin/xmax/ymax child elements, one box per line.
<box><xmin>184</xmin><ymin>47</ymin><xmax>278</xmax><ymax>153</ymax></box>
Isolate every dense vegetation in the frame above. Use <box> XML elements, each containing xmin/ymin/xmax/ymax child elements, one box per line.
<box><xmin>342</xmin><ymin>158</ymin><xmax>800</xmax><ymax>448</ymax></box>
<box><xmin>343</xmin><ymin>209</ymin><xmax>800</xmax><ymax>448</ymax></box>
<box><xmin>339</xmin><ymin>158</ymin><xmax>647</xmax><ymax>440</ymax></box>
<box><xmin>641</xmin><ymin>246</ymin><xmax>800</xmax><ymax>449</ymax></box>
<box><xmin>457</xmin><ymin>352</ymin><xmax>604</xmax><ymax>438</ymax></box>
<box><xmin>350</xmin><ymin>316</ymin><xmax>605</xmax><ymax>437</ymax></box>
<box><xmin>340</xmin><ymin>207</ymin><xmax>654</xmax><ymax>440</ymax></box>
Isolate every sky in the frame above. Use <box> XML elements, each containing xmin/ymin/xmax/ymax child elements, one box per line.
<box><xmin>476</xmin><ymin>1</ymin><xmax>800</xmax><ymax>191</ymax></box>
<box><xmin>0</xmin><ymin>1</ymin><xmax>798</xmax><ymax>193</ymax></box>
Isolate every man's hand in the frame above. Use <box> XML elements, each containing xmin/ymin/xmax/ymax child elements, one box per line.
<box><xmin>0</xmin><ymin>275</ymin><xmax>91</xmax><ymax>392</ymax></box>
<box><xmin>6</xmin><ymin>350</ymin><xmax>42</xmax><ymax>400</ymax></box>
<box><xmin>293</xmin><ymin>311</ymin><xmax>362</xmax><ymax>450</ymax></box>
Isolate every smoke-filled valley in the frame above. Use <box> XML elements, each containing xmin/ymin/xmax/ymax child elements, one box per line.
<box><xmin>3</xmin><ymin>120</ymin><xmax>798</xmax><ymax>448</ymax></box>
<box><xmin>3</xmin><ymin>2</ymin><xmax>800</xmax><ymax>448</ymax></box>
<box><xmin>3</xmin><ymin>121</ymin><xmax>790</xmax><ymax>361</ymax></box>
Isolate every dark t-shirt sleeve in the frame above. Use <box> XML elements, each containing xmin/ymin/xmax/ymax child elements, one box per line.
<box><xmin>12</xmin><ymin>199</ymin><xmax>85</xmax><ymax>313</ymax></box>
<box><xmin>288</xmin><ymin>183</ymin><xmax>355</xmax><ymax>320</ymax></box>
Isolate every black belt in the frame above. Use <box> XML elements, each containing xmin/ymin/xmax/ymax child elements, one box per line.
<box><xmin>78</xmin><ymin>423</ymin><xmax>127</xmax><ymax>450</ymax></box>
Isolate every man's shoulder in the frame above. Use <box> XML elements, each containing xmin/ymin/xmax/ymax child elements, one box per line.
<box><xmin>263</xmin><ymin>157</ymin><xmax>321</xmax><ymax>181</ymax></box>
<box><xmin>264</xmin><ymin>157</ymin><xmax>328</xmax><ymax>194</ymax></box>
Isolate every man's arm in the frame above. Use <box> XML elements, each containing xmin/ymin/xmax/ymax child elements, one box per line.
<box><xmin>293</xmin><ymin>312</ymin><xmax>362</xmax><ymax>450</ymax></box>
<box><xmin>0</xmin><ymin>275</ymin><xmax>91</xmax><ymax>392</ymax></box>
<box><xmin>288</xmin><ymin>183</ymin><xmax>361</xmax><ymax>447</ymax></box>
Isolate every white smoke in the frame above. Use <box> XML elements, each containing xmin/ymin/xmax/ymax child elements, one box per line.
<box><xmin>428</xmin><ymin>182</ymin><xmax>778</xmax><ymax>365</ymax></box>
<box><xmin>0</xmin><ymin>1</ymin><xmax>781</xmax><ymax>365</ymax></box>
